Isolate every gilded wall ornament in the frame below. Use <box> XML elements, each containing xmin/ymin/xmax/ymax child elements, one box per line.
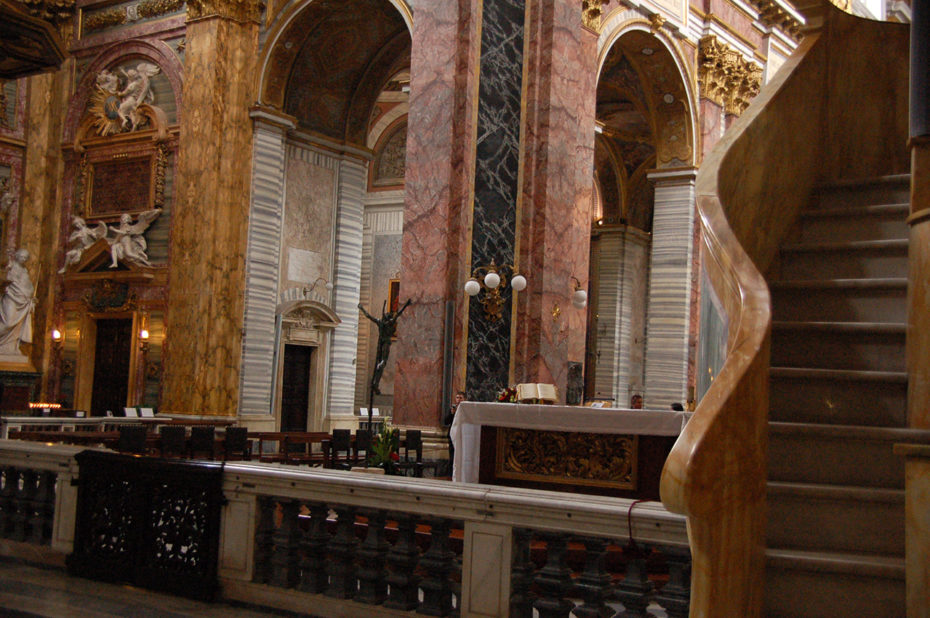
<box><xmin>582</xmin><ymin>0</ymin><xmax>607</xmax><ymax>32</ymax></box>
<box><xmin>698</xmin><ymin>36</ymin><xmax>762</xmax><ymax>116</ymax></box>
<box><xmin>89</xmin><ymin>63</ymin><xmax>162</xmax><ymax>136</ymax></box>
<box><xmin>749</xmin><ymin>0</ymin><xmax>802</xmax><ymax>39</ymax></box>
<box><xmin>18</xmin><ymin>0</ymin><xmax>76</xmax><ymax>23</ymax></box>
<box><xmin>83</xmin><ymin>279</ymin><xmax>137</xmax><ymax>311</ymax></box>
<box><xmin>0</xmin><ymin>81</ymin><xmax>7</xmax><ymax>129</ymax></box>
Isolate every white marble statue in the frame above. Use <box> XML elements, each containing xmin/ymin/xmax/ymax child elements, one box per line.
<box><xmin>0</xmin><ymin>178</ymin><xmax>14</xmax><ymax>214</ymax></box>
<box><xmin>59</xmin><ymin>216</ymin><xmax>107</xmax><ymax>273</ymax></box>
<box><xmin>108</xmin><ymin>208</ymin><xmax>162</xmax><ymax>268</ymax></box>
<box><xmin>117</xmin><ymin>63</ymin><xmax>160</xmax><ymax>131</ymax></box>
<box><xmin>0</xmin><ymin>249</ymin><xmax>35</xmax><ymax>358</ymax></box>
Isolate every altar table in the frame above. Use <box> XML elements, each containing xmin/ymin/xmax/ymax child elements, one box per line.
<box><xmin>450</xmin><ymin>402</ymin><xmax>690</xmax><ymax>492</ymax></box>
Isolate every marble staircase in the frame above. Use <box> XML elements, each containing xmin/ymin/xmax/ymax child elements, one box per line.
<box><xmin>764</xmin><ymin>174</ymin><xmax>930</xmax><ymax>616</ymax></box>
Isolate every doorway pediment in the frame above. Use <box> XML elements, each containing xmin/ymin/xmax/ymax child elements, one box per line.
<box><xmin>64</xmin><ymin>238</ymin><xmax>154</xmax><ymax>284</ymax></box>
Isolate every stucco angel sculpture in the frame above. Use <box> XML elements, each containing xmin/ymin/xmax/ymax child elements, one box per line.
<box><xmin>108</xmin><ymin>209</ymin><xmax>162</xmax><ymax>268</ymax></box>
<box><xmin>0</xmin><ymin>249</ymin><xmax>36</xmax><ymax>357</ymax></box>
<box><xmin>59</xmin><ymin>216</ymin><xmax>107</xmax><ymax>273</ymax></box>
<box><xmin>117</xmin><ymin>63</ymin><xmax>159</xmax><ymax>130</ymax></box>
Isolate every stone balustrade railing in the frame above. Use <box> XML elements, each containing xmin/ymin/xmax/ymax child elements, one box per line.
<box><xmin>0</xmin><ymin>440</ymin><xmax>691</xmax><ymax>616</ymax></box>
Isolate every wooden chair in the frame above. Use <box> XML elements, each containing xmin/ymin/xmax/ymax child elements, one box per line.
<box><xmin>354</xmin><ymin>429</ymin><xmax>372</xmax><ymax>466</ymax></box>
<box><xmin>327</xmin><ymin>429</ymin><xmax>353</xmax><ymax>469</ymax></box>
<box><xmin>117</xmin><ymin>425</ymin><xmax>148</xmax><ymax>455</ymax></box>
<box><xmin>188</xmin><ymin>425</ymin><xmax>216</xmax><ymax>460</ymax></box>
<box><xmin>396</xmin><ymin>429</ymin><xmax>423</xmax><ymax>477</ymax></box>
<box><xmin>159</xmin><ymin>425</ymin><xmax>187</xmax><ymax>458</ymax></box>
<box><xmin>223</xmin><ymin>426</ymin><xmax>251</xmax><ymax>461</ymax></box>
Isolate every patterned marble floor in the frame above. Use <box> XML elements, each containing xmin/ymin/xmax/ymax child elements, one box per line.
<box><xmin>0</xmin><ymin>557</ymin><xmax>303</xmax><ymax>617</ymax></box>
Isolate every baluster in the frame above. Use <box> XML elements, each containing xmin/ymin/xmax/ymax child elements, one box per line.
<box><xmin>0</xmin><ymin>466</ymin><xmax>18</xmax><ymax>538</ymax></box>
<box><xmin>449</xmin><ymin>523</ymin><xmax>463</xmax><ymax>618</ymax></box>
<box><xmin>573</xmin><ymin>537</ymin><xmax>616</xmax><ymax>618</ymax></box>
<box><xmin>325</xmin><ymin>505</ymin><xmax>358</xmax><ymax>599</ymax></box>
<box><xmin>29</xmin><ymin>471</ymin><xmax>56</xmax><ymax>545</ymax></box>
<box><xmin>384</xmin><ymin>512</ymin><xmax>421</xmax><ymax>610</ymax></box>
<box><xmin>12</xmin><ymin>469</ymin><xmax>37</xmax><ymax>542</ymax></box>
<box><xmin>356</xmin><ymin>508</ymin><xmax>389</xmax><ymax>604</ymax></box>
<box><xmin>532</xmin><ymin>533</ymin><xmax>575</xmax><ymax>618</ymax></box>
<box><xmin>298</xmin><ymin>502</ymin><xmax>331</xmax><ymax>593</ymax></box>
<box><xmin>252</xmin><ymin>496</ymin><xmax>276</xmax><ymax>584</ymax></box>
<box><xmin>270</xmin><ymin>499</ymin><xmax>301</xmax><ymax>588</ymax></box>
<box><xmin>510</xmin><ymin>528</ymin><xmax>536</xmax><ymax>618</ymax></box>
<box><xmin>417</xmin><ymin>517</ymin><xmax>455</xmax><ymax>616</ymax></box>
<box><xmin>653</xmin><ymin>546</ymin><xmax>691</xmax><ymax>618</ymax></box>
<box><xmin>614</xmin><ymin>545</ymin><xmax>654</xmax><ymax>617</ymax></box>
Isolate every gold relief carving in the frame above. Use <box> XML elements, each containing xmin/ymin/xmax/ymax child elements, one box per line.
<box><xmin>0</xmin><ymin>81</ymin><xmax>7</xmax><ymax>130</ymax></box>
<box><xmin>19</xmin><ymin>0</ymin><xmax>76</xmax><ymax>23</ymax></box>
<box><xmin>74</xmin><ymin>153</ymin><xmax>89</xmax><ymax>217</ymax></box>
<box><xmin>496</xmin><ymin>428</ymin><xmax>638</xmax><ymax>490</ymax></box>
<box><xmin>582</xmin><ymin>0</ymin><xmax>607</xmax><ymax>32</ymax></box>
<box><xmin>83</xmin><ymin>7</ymin><xmax>126</xmax><ymax>33</ymax></box>
<box><xmin>748</xmin><ymin>0</ymin><xmax>802</xmax><ymax>39</ymax></box>
<box><xmin>138</xmin><ymin>0</ymin><xmax>185</xmax><ymax>19</ymax></box>
<box><xmin>186</xmin><ymin>0</ymin><xmax>263</xmax><ymax>23</ymax></box>
<box><xmin>153</xmin><ymin>143</ymin><xmax>168</xmax><ymax>208</ymax></box>
<box><xmin>649</xmin><ymin>13</ymin><xmax>666</xmax><ymax>33</ymax></box>
<box><xmin>698</xmin><ymin>35</ymin><xmax>762</xmax><ymax>116</ymax></box>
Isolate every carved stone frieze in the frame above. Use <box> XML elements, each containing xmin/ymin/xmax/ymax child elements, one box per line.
<box><xmin>582</xmin><ymin>0</ymin><xmax>608</xmax><ymax>32</ymax></box>
<box><xmin>82</xmin><ymin>0</ymin><xmax>185</xmax><ymax>35</ymax></box>
<box><xmin>698</xmin><ymin>36</ymin><xmax>762</xmax><ymax>116</ymax></box>
<box><xmin>186</xmin><ymin>0</ymin><xmax>263</xmax><ymax>23</ymax></box>
<box><xmin>17</xmin><ymin>0</ymin><xmax>76</xmax><ymax>24</ymax></box>
<box><xmin>496</xmin><ymin>428</ymin><xmax>637</xmax><ymax>489</ymax></box>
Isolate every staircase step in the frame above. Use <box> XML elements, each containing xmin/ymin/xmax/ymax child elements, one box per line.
<box><xmin>770</xmin><ymin>278</ymin><xmax>907</xmax><ymax>323</ymax></box>
<box><xmin>767</xmin><ymin>422</ymin><xmax>930</xmax><ymax>488</ymax></box>
<box><xmin>771</xmin><ymin>321</ymin><xmax>905</xmax><ymax>373</ymax></box>
<box><xmin>767</xmin><ymin>481</ymin><xmax>903</xmax><ymax>555</ymax></box>
<box><xmin>811</xmin><ymin>174</ymin><xmax>911</xmax><ymax>209</ymax></box>
<box><xmin>775</xmin><ymin>238</ymin><xmax>908</xmax><ymax>280</ymax></box>
<box><xmin>797</xmin><ymin>203</ymin><xmax>908</xmax><ymax>243</ymax></box>
<box><xmin>765</xmin><ymin>548</ymin><xmax>904</xmax><ymax>618</ymax></box>
<box><xmin>770</xmin><ymin>366</ymin><xmax>906</xmax><ymax>426</ymax></box>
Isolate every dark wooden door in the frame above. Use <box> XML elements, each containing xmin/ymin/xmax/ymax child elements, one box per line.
<box><xmin>91</xmin><ymin>318</ymin><xmax>132</xmax><ymax>417</ymax></box>
<box><xmin>281</xmin><ymin>344</ymin><xmax>312</xmax><ymax>432</ymax></box>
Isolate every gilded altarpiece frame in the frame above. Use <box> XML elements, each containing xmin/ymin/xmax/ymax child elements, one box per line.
<box><xmin>495</xmin><ymin>428</ymin><xmax>638</xmax><ymax>490</ymax></box>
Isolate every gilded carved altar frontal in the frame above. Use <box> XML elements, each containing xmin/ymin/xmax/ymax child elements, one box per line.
<box><xmin>496</xmin><ymin>428</ymin><xmax>637</xmax><ymax>490</ymax></box>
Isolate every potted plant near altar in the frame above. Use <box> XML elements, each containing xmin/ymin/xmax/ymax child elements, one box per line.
<box><xmin>497</xmin><ymin>386</ymin><xmax>517</xmax><ymax>403</ymax></box>
<box><xmin>369</xmin><ymin>421</ymin><xmax>400</xmax><ymax>474</ymax></box>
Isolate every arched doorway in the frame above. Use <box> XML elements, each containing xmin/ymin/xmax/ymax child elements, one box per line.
<box><xmin>588</xmin><ymin>25</ymin><xmax>697</xmax><ymax>408</ymax></box>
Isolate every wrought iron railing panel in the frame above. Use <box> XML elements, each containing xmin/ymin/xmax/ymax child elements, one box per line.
<box><xmin>67</xmin><ymin>451</ymin><xmax>224</xmax><ymax>601</ymax></box>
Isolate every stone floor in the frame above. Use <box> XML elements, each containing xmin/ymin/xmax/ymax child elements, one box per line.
<box><xmin>0</xmin><ymin>557</ymin><xmax>301</xmax><ymax>617</ymax></box>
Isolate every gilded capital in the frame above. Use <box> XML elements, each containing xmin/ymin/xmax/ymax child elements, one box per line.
<box><xmin>187</xmin><ymin>0</ymin><xmax>263</xmax><ymax>23</ymax></box>
<box><xmin>698</xmin><ymin>36</ymin><xmax>762</xmax><ymax>116</ymax></box>
<box><xmin>582</xmin><ymin>0</ymin><xmax>607</xmax><ymax>32</ymax></box>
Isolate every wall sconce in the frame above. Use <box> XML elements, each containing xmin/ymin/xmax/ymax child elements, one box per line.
<box><xmin>303</xmin><ymin>277</ymin><xmax>334</xmax><ymax>300</ymax></box>
<box><xmin>139</xmin><ymin>326</ymin><xmax>150</xmax><ymax>353</ymax></box>
<box><xmin>571</xmin><ymin>276</ymin><xmax>588</xmax><ymax>309</ymax></box>
<box><xmin>464</xmin><ymin>260</ymin><xmax>526</xmax><ymax>322</ymax></box>
<box><xmin>51</xmin><ymin>329</ymin><xmax>63</xmax><ymax>347</ymax></box>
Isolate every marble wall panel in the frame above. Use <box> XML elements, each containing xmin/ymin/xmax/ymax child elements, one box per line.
<box><xmin>282</xmin><ymin>149</ymin><xmax>335</xmax><ymax>292</ymax></box>
<box><xmin>394</xmin><ymin>0</ymin><xmax>479</xmax><ymax>425</ymax></box>
<box><xmin>466</xmin><ymin>0</ymin><xmax>526</xmax><ymax>402</ymax></box>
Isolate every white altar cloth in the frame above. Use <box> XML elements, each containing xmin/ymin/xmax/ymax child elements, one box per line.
<box><xmin>450</xmin><ymin>401</ymin><xmax>691</xmax><ymax>483</ymax></box>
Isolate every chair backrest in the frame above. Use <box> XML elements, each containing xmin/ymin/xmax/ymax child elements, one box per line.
<box><xmin>224</xmin><ymin>426</ymin><xmax>249</xmax><ymax>459</ymax></box>
<box><xmin>403</xmin><ymin>429</ymin><xmax>422</xmax><ymax>462</ymax></box>
<box><xmin>160</xmin><ymin>425</ymin><xmax>186</xmax><ymax>456</ymax></box>
<box><xmin>355</xmin><ymin>429</ymin><xmax>371</xmax><ymax>454</ymax></box>
<box><xmin>331</xmin><ymin>429</ymin><xmax>351</xmax><ymax>454</ymax></box>
<box><xmin>189</xmin><ymin>425</ymin><xmax>216</xmax><ymax>455</ymax></box>
<box><xmin>117</xmin><ymin>425</ymin><xmax>147</xmax><ymax>454</ymax></box>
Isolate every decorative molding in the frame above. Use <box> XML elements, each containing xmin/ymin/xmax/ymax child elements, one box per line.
<box><xmin>186</xmin><ymin>0</ymin><xmax>262</xmax><ymax>23</ymax></box>
<box><xmin>82</xmin><ymin>279</ymin><xmax>138</xmax><ymax>312</ymax></box>
<box><xmin>17</xmin><ymin>0</ymin><xmax>76</xmax><ymax>24</ymax></box>
<box><xmin>582</xmin><ymin>0</ymin><xmax>608</xmax><ymax>32</ymax></box>
<box><xmin>698</xmin><ymin>35</ymin><xmax>762</xmax><ymax>116</ymax></box>
<box><xmin>746</xmin><ymin>0</ymin><xmax>802</xmax><ymax>39</ymax></box>
<box><xmin>649</xmin><ymin>13</ymin><xmax>666</xmax><ymax>33</ymax></box>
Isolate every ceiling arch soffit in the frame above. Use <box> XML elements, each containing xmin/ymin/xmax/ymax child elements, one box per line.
<box><xmin>63</xmin><ymin>39</ymin><xmax>183</xmax><ymax>144</ymax></box>
<box><xmin>257</xmin><ymin>0</ymin><xmax>410</xmax><ymax>141</ymax></box>
<box><xmin>343</xmin><ymin>31</ymin><xmax>411</xmax><ymax>146</ymax></box>
<box><xmin>594</xmin><ymin>135</ymin><xmax>628</xmax><ymax>221</ymax></box>
<box><xmin>597</xmin><ymin>22</ymin><xmax>697</xmax><ymax>168</ymax></box>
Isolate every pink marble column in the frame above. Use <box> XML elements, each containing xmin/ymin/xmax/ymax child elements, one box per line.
<box><xmin>512</xmin><ymin>0</ymin><xmax>597</xmax><ymax>398</ymax></box>
<box><xmin>393</xmin><ymin>1</ymin><xmax>480</xmax><ymax>426</ymax></box>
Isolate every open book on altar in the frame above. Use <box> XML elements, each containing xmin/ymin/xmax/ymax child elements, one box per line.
<box><xmin>516</xmin><ymin>382</ymin><xmax>558</xmax><ymax>404</ymax></box>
